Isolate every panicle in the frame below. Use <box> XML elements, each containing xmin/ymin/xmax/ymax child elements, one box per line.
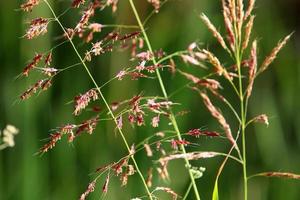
<box><xmin>39</xmin><ymin>133</ymin><xmax>62</xmax><ymax>153</ymax></box>
<box><xmin>199</xmin><ymin>92</ymin><xmax>235</xmax><ymax>145</ymax></box>
<box><xmin>20</xmin><ymin>79</ymin><xmax>52</xmax><ymax>100</ymax></box>
<box><xmin>242</xmin><ymin>15</ymin><xmax>255</xmax><ymax>51</ymax></box>
<box><xmin>246</xmin><ymin>40</ymin><xmax>257</xmax><ymax>98</ymax></box>
<box><xmin>259</xmin><ymin>33</ymin><xmax>293</xmax><ymax>74</ymax></box>
<box><xmin>20</xmin><ymin>0</ymin><xmax>40</xmax><ymax>12</ymax></box>
<box><xmin>74</xmin><ymin>89</ymin><xmax>99</xmax><ymax>115</ymax></box>
<box><xmin>75</xmin><ymin>5</ymin><xmax>95</xmax><ymax>33</ymax></box>
<box><xmin>253</xmin><ymin>114</ymin><xmax>269</xmax><ymax>126</ymax></box>
<box><xmin>23</xmin><ymin>53</ymin><xmax>43</xmax><ymax>76</ymax></box>
<box><xmin>244</xmin><ymin>0</ymin><xmax>256</xmax><ymax>20</ymax></box>
<box><xmin>72</xmin><ymin>0</ymin><xmax>86</xmax><ymax>8</ymax></box>
<box><xmin>222</xmin><ymin>0</ymin><xmax>235</xmax><ymax>50</ymax></box>
<box><xmin>202</xmin><ymin>49</ymin><xmax>232</xmax><ymax>80</ymax></box>
<box><xmin>187</xmin><ymin>129</ymin><xmax>220</xmax><ymax>137</ymax></box>
<box><xmin>200</xmin><ymin>13</ymin><xmax>228</xmax><ymax>51</ymax></box>
<box><xmin>237</xmin><ymin>0</ymin><xmax>244</xmax><ymax>36</ymax></box>
<box><xmin>26</xmin><ymin>18</ymin><xmax>48</xmax><ymax>39</ymax></box>
<box><xmin>80</xmin><ymin>181</ymin><xmax>96</xmax><ymax>200</ymax></box>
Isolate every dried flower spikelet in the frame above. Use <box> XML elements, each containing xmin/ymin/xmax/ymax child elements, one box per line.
<box><xmin>20</xmin><ymin>79</ymin><xmax>52</xmax><ymax>100</ymax></box>
<box><xmin>178</xmin><ymin>70</ymin><xmax>200</xmax><ymax>84</ymax></box>
<box><xmin>146</xmin><ymin>168</ymin><xmax>153</xmax><ymax>188</ymax></box>
<box><xmin>157</xmin><ymin>160</ymin><xmax>169</xmax><ymax>180</ymax></box>
<box><xmin>202</xmin><ymin>50</ymin><xmax>232</xmax><ymax>80</ymax></box>
<box><xmin>259</xmin><ymin>33</ymin><xmax>293</xmax><ymax>74</ymax></box>
<box><xmin>222</xmin><ymin>0</ymin><xmax>235</xmax><ymax>50</ymax></box>
<box><xmin>102</xmin><ymin>174</ymin><xmax>110</xmax><ymax>194</ymax></box>
<box><xmin>75</xmin><ymin>5</ymin><xmax>94</xmax><ymax>33</ymax></box>
<box><xmin>72</xmin><ymin>0</ymin><xmax>86</xmax><ymax>8</ymax></box>
<box><xmin>74</xmin><ymin>89</ymin><xmax>99</xmax><ymax>115</ymax></box>
<box><xmin>148</xmin><ymin>0</ymin><xmax>160</xmax><ymax>12</ymax></box>
<box><xmin>159</xmin><ymin>152</ymin><xmax>219</xmax><ymax>163</ymax></box>
<box><xmin>187</xmin><ymin>129</ymin><xmax>220</xmax><ymax>138</ymax></box>
<box><xmin>244</xmin><ymin>0</ymin><xmax>256</xmax><ymax>20</ymax></box>
<box><xmin>91</xmin><ymin>41</ymin><xmax>103</xmax><ymax>56</ymax></box>
<box><xmin>80</xmin><ymin>180</ymin><xmax>96</xmax><ymax>200</ymax></box>
<box><xmin>181</xmin><ymin>55</ymin><xmax>201</xmax><ymax>66</ymax></box>
<box><xmin>76</xmin><ymin>116</ymin><xmax>99</xmax><ymax>135</ymax></box>
<box><xmin>20</xmin><ymin>0</ymin><xmax>40</xmax><ymax>12</ymax></box>
<box><xmin>116</xmin><ymin>70</ymin><xmax>127</xmax><ymax>80</ymax></box>
<box><xmin>106</xmin><ymin>0</ymin><xmax>119</xmax><ymax>13</ymax></box>
<box><xmin>151</xmin><ymin>115</ymin><xmax>160</xmax><ymax>127</ymax></box>
<box><xmin>41</xmin><ymin>67</ymin><xmax>58</xmax><ymax>77</ymax></box>
<box><xmin>199</xmin><ymin>92</ymin><xmax>235</xmax><ymax>145</ymax></box>
<box><xmin>188</xmin><ymin>42</ymin><xmax>197</xmax><ymax>52</ymax></box>
<box><xmin>169</xmin><ymin>58</ymin><xmax>176</xmax><ymax>75</ymax></box>
<box><xmin>143</xmin><ymin>143</ymin><xmax>153</xmax><ymax>157</ymax></box>
<box><xmin>246</xmin><ymin>40</ymin><xmax>257</xmax><ymax>98</ymax></box>
<box><xmin>23</xmin><ymin>53</ymin><xmax>43</xmax><ymax>76</ymax></box>
<box><xmin>242</xmin><ymin>15</ymin><xmax>255</xmax><ymax>51</ymax></box>
<box><xmin>261</xmin><ymin>172</ymin><xmax>300</xmax><ymax>180</ymax></box>
<box><xmin>154</xmin><ymin>187</ymin><xmax>178</xmax><ymax>200</ymax></box>
<box><xmin>40</xmin><ymin>133</ymin><xmax>62</xmax><ymax>153</ymax></box>
<box><xmin>253</xmin><ymin>114</ymin><xmax>269</xmax><ymax>126</ymax></box>
<box><xmin>45</xmin><ymin>52</ymin><xmax>52</xmax><ymax>66</ymax></box>
<box><xmin>26</xmin><ymin>18</ymin><xmax>48</xmax><ymax>39</ymax></box>
<box><xmin>200</xmin><ymin>13</ymin><xmax>228</xmax><ymax>51</ymax></box>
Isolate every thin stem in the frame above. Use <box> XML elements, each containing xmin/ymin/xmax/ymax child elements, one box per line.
<box><xmin>43</xmin><ymin>1</ymin><xmax>153</xmax><ymax>199</ymax></box>
<box><xmin>156</xmin><ymin>50</ymin><xmax>188</xmax><ymax>64</ymax></box>
<box><xmin>128</xmin><ymin>1</ymin><xmax>201</xmax><ymax>199</ymax></box>
<box><xmin>182</xmin><ymin>182</ymin><xmax>193</xmax><ymax>200</ymax></box>
<box><xmin>236</xmin><ymin>49</ymin><xmax>247</xmax><ymax>200</ymax></box>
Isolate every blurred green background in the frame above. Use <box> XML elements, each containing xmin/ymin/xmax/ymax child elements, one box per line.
<box><xmin>1</xmin><ymin>0</ymin><xmax>300</xmax><ymax>199</ymax></box>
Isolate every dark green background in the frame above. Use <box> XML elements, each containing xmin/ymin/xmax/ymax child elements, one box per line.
<box><xmin>1</xmin><ymin>0</ymin><xmax>300</xmax><ymax>199</ymax></box>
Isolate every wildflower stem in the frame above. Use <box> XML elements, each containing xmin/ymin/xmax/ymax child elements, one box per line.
<box><xmin>129</xmin><ymin>1</ymin><xmax>201</xmax><ymax>199</ymax></box>
<box><xmin>43</xmin><ymin>1</ymin><xmax>153</xmax><ymax>199</ymax></box>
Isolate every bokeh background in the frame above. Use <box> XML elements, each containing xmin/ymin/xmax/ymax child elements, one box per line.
<box><xmin>1</xmin><ymin>0</ymin><xmax>300</xmax><ymax>199</ymax></box>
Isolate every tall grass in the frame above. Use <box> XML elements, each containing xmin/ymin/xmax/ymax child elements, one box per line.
<box><xmin>14</xmin><ymin>0</ymin><xmax>300</xmax><ymax>199</ymax></box>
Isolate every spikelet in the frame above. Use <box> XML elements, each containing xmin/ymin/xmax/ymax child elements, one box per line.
<box><xmin>258</xmin><ymin>33</ymin><xmax>293</xmax><ymax>74</ymax></box>
<box><xmin>246</xmin><ymin>40</ymin><xmax>257</xmax><ymax>98</ymax></box>
<box><xmin>244</xmin><ymin>0</ymin><xmax>256</xmax><ymax>20</ymax></box>
<box><xmin>159</xmin><ymin>151</ymin><xmax>219</xmax><ymax>163</ymax></box>
<box><xmin>242</xmin><ymin>15</ymin><xmax>255</xmax><ymax>51</ymax></box>
<box><xmin>20</xmin><ymin>0</ymin><xmax>40</xmax><ymax>12</ymax></box>
<box><xmin>199</xmin><ymin>92</ymin><xmax>236</xmax><ymax>146</ymax></box>
<box><xmin>237</xmin><ymin>0</ymin><xmax>244</xmax><ymax>37</ymax></box>
<box><xmin>202</xmin><ymin>49</ymin><xmax>232</xmax><ymax>80</ymax></box>
<box><xmin>72</xmin><ymin>0</ymin><xmax>85</xmax><ymax>8</ymax></box>
<box><xmin>200</xmin><ymin>13</ymin><xmax>228</xmax><ymax>51</ymax></box>
<box><xmin>222</xmin><ymin>0</ymin><xmax>235</xmax><ymax>50</ymax></box>
<box><xmin>80</xmin><ymin>181</ymin><xmax>96</xmax><ymax>200</ymax></box>
<box><xmin>227</xmin><ymin>0</ymin><xmax>236</xmax><ymax>23</ymax></box>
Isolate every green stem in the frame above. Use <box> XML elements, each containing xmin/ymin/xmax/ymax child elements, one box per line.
<box><xmin>128</xmin><ymin>1</ymin><xmax>201</xmax><ymax>200</ymax></box>
<box><xmin>43</xmin><ymin>1</ymin><xmax>153</xmax><ymax>199</ymax></box>
<box><xmin>236</xmin><ymin>50</ymin><xmax>247</xmax><ymax>200</ymax></box>
<box><xmin>182</xmin><ymin>182</ymin><xmax>193</xmax><ymax>200</ymax></box>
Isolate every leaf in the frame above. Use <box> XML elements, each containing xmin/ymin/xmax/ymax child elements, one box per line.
<box><xmin>212</xmin><ymin>178</ymin><xmax>219</xmax><ymax>200</ymax></box>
